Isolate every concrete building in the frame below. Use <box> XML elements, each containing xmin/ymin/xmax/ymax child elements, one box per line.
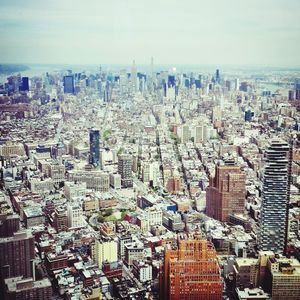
<box><xmin>267</xmin><ymin>256</ymin><xmax>300</xmax><ymax>300</ymax></box>
<box><xmin>67</xmin><ymin>202</ymin><xmax>84</xmax><ymax>228</ymax></box>
<box><xmin>29</xmin><ymin>178</ymin><xmax>54</xmax><ymax>194</ymax></box>
<box><xmin>53</xmin><ymin>206</ymin><xmax>68</xmax><ymax>232</ymax></box>
<box><xmin>68</xmin><ymin>170</ymin><xmax>109</xmax><ymax>192</ymax></box>
<box><xmin>146</xmin><ymin>207</ymin><xmax>163</xmax><ymax>229</ymax></box>
<box><xmin>48</xmin><ymin>162</ymin><xmax>65</xmax><ymax>184</ymax></box>
<box><xmin>110</xmin><ymin>173</ymin><xmax>121</xmax><ymax>189</ymax></box>
<box><xmin>23</xmin><ymin>206</ymin><xmax>45</xmax><ymax>228</ymax></box>
<box><xmin>233</xmin><ymin>258</ymin><xmax>259</xmax><ymax>288</ymax></box>
<box><xmin>118</xmin><ymin>154</ymin><xmax>133</xmax><ymax>188</ymax></box>
<box><xmin>132</xmin><ymin>260</ymin><xmax>152</xmax><ymax>283</ymax></box>
<box><xmin>178</xmin><ymin>124</ymin><xmax>190</xmax><ymax>143</ymax></box>
<box><xmin>142</xmin><ymin>162</ymin><xmax>150</xmax><ymax>183</ymax></box>
<box><xmin>162</xmin><ymin>211</ymin><xmax>185</xmax><ymax>232</ymax></box>
<box><xmin>64</xmin><ymin>181</ymin><xmax>87</xmax><ymax>200</ymax></box>
<box><xmin>92</xmin><ymin>238</ymin><xmax>118</xmax><ymax>268</ymax></box>
<box><xmin>236</xmin><ymin>288</ymin><xmax>270</xmax><ymax>300</ymax></box>
<box><xmin>124</xmin><ymin>241</ymin><xmax>145</xmax><ymax>267</ymax></box>
<box><xmin>0</xmin><ymin>143</ymin><xmax>25</xmax><ymax>158</ymax></box>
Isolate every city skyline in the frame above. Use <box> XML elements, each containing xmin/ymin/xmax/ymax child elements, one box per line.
<box><xmin>1</xmin><ymin>0</ymin><xmax>300</xmax><ymax>66</ymax></box>
<box><xmin>2</xmin><ymin>1</ymin><xmax>300</xmax><ymax>299</ymax></box>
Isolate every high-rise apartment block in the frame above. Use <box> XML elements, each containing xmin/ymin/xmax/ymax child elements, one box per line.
<box><xmin>161</xmin><ymin>239</ymin><xmax>223</xmax><ymax>300</ymax></box>
<box><xmin>92</xmin><ymin>238</ymin><xmax>118</xmax><ymax>268</ymax></box>
<box><xmin>0</xmin><ymin>230</ymin><xmax>35</xmax><ymax>279</ymax></box>
<box><xmin>258</xmin><ymin>140</ymin><xmax>290</xmax><ymax>254</ymax></box>
<box><xmin>118</xmin><ymin>154</ymin><xmax>133</xmax><ymax>188</ymax></box>
<box><xmin>206</xmin><ymin>160</ymin><xmax>246</xmax><ymax>222</ymax></box>
<box><xmin>89</xmin><ymin>129</ymin><xmax>100</xmax><ymax>167</ymax></box>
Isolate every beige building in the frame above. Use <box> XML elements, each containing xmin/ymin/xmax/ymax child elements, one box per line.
<box><xmin>92</xmin><ymin>238</ymin><xmax>118</xmax><ymax>268</ymax></box>
<box><xmin>124</xmin><ymin>241</ymin><xmax>145</xmax><ymax>266</ymax></box>
<box><xmin>67</xmin><ymin>202</ymin><xmax>85</xmax><ymax>229</ymax></box>
<box><xmin>268</xmin><ymin>256</ymin><xmax>300</xmax><ymax>300</ymax></box>
<box><xmin>233</xmin><ymin>258</ymin><xmax>259</xmax><ymax>288</ymax></box>
<box><xmin>48</xmin><ymin>162</ymin><xmax>65</xmax><ymax>184</ymax></box>
<box><xmin>0</xmin><ymin>143</ymin><xmax>26</xmax><ymax>158</ymax></box>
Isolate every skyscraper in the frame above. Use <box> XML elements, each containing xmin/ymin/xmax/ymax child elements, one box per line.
<box><xmin>118</xmin><ymin>154</ymin><xmax>133</xmax><ymax>188</ymax></box>
<box><xmin>215</xmin><ymin>69</ymin><xmax>220</xmax><ymax>84</ymax></box>
<box><xmin>258</xmin><ymin>140</ymin><xmax>291</xmax><ymax>254</ymax></box>
<box><xmin>160</xmin><ymin>239</ymin><xmax>223</xmax><ymax>300</ymax></box>
<box><xmin>206</xmin><ymin>160</ymin><xmax>246</xmax><ymax>222</ymax></box>
<box><xmin>131</xmin><ymin>60</ymin><xmax>137</xmax><ymax>93</ymax></box>
<box><xmin>63</xmin><ymin>75</ymin><xmax>74</xmax><ymax>94</ymax></box>
<box><xmin>89</xmin><ymin>129</ymin><xmax>100</xmax><ymax>167</ymax></box>
<box><xmin>19</xmin><ymin>77</ymin><xmax>29</xmax><ymax>91</ymax></box>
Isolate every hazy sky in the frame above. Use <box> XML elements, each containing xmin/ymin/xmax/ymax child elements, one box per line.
<box><xmin>1</xmin><ymin>0</ymin><xmax>300</xmax><ymax>66</ymax></box>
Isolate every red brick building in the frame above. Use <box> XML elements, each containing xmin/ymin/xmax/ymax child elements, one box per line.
<box><xmin>161</xmin><ymin>239</ymin><xmax>223</xmax><ymax>300</ymax></box>
<box><xmin>206</xmin><ymin>162</ymin><xmax>245</xmax><ymax>222</ymax></box>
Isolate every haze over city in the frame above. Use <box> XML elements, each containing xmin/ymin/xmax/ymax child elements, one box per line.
<box><xmin>1</xmin><ymin>0</ymin><xmax>300</xmax><ymax>66</ymax></box>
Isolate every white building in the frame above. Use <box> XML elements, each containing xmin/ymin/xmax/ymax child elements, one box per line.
<box><xmin>132</xmin><ymin>261</ymin><xmax>153</xmax><ymax>283</ymax></box>
<box><xmin>48</xmin><ymin>162</ymin><xmax>65</xmax><ymax>184</ymax></box>
<box><xmin>68</xmin><ymin>170</ymin><xmax>109</xmax><ymax>192</ymax></box>
<box><xmin>142</xmin><ymin>162</ymin><xmax>150</xmax><ymax>183</ymax></box>
<box><xmin>29</xmin><ymin>177</ymin><xmax>54</xmax><ymax>194</ymax></box>
<box><xmin>110</xmin><ymin>173</ymin><xmax>121</xmax><ymax>189</ymax></box>
<box><xmin>178</xmin><ymin>124</ymin><xmax>191</xmax><ymax>143</ymax></box>
<box><xmin>67</xmin><ymin>202</ymin><xmax>85</xmax><ymax>228</ymax></box>
<box><xmin>64</xmin><ymin>181</ymin><xmax>87</xmax><ymax>200</ymax></box>
<box><xmin>146</xmin><ymin>207</ymin><xmax>162</xmax><ymax>229</ymax></box>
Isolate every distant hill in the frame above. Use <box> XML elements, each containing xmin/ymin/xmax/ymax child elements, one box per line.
<box><xmin>0</xmin><ymin>64</ymin><xmax>30</xmax><ymax>74</ymax></box>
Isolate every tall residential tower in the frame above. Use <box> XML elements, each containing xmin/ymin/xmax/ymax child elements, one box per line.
<box><xmin>89</xmin><ymin>129</ymin><xmax>100</xmax><ymax>167</ymax></box>
<box><xmin>258</xmin><ymin>140</ymin><xmax>291</xmax><ymax>254</ymax></box>
<box><xmin>118</xmin><ymin>154</ymin><xmax>133</xmax><ymax>188</ymax></box>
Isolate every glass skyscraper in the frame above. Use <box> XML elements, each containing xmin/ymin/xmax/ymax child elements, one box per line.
<box><xmin>258</xmin><ymin>140</ymin><xmax>291</xmax><ymax>254</ymax></box>
<box><xmin>63</xmin><ymin>75</ymin><xmax>75</xmax><ymax>94</ymax></box>
<box><xmin>89</xmin><ymin>129</ymin><xmax>100</xmax><ymax>167</ymax></box>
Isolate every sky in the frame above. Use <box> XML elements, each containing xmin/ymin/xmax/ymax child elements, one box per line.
<box><xmin>0</xmin><ymin>0</ymin><xmax>300</xmax><ymax>67</ymax></box>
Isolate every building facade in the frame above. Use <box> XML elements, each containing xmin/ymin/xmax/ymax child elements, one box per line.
<box><xmin>89</xmin><ymin>129</ymin><xmax>100</xmax><ymax>167</ymax></box>
<box><xmin>258</xmin><ymin>140</ymin><xmax>291</xmax><ymax>254</ymax></box>
<box><xmin>161</xmin><ymin>239</ymin><xmax>223</xmax><ymax>300</ymax></box>
<box><xmin>118</xmin><ymin>154</ymin><xmax>133</xmax><ymax>188</ymax></box>
<box><xmin>206</xmin><ymin>161</ymin><xmax>246</xmax><ymax>222</ymax></box>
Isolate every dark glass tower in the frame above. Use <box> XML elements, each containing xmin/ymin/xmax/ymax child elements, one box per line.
<box><xmin>63</xmin><ymin>75</ymin><xmax>74</xmax><ymax>94</ymax></box>
<box><xmin>20</xmin><ymin>77</ymin><xmax>29</xmax><ymax>91</ymax></box>
<box><xmin>215</xmin><ymin>69</ymin><xmax>220</xmax><ymax>84</ymax></box>
<box><xmin>258</xmin><ymin>140</ymin><xmax>291</xmax><ymax>254</ymax></box>
<box><xmin>89</xmin><ymin>129</ymin><xmax>100</xmax><ymax>167</ymax></box>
